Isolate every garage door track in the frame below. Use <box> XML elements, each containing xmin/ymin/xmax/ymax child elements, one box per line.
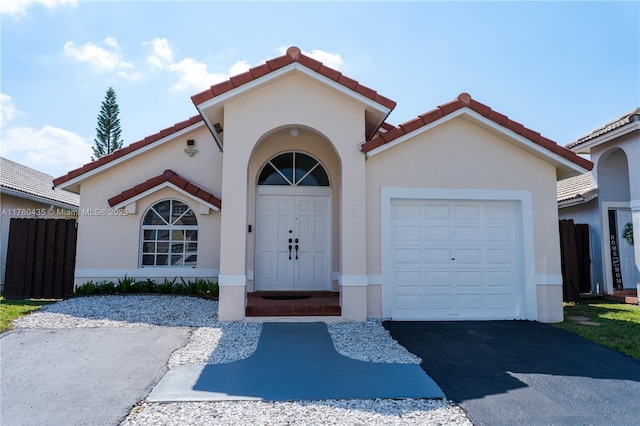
<box><xmin>384</xmin><ymin>320</ymin><xmax>640</xmax><ymax>426</ymax></box>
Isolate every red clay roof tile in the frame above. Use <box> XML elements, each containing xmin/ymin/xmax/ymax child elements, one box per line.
<box><xmin>190</xmin><ymin>46</ymin><xmax>396</xmax><ymax>111</ymax></box>
<box><xmin>361</xmin><ymin>93</ymin><xmax>594</xmax><ymax>172</ymax></box>
<box><xmin>107</xmin><ymin>169</ymin><xmax>221</xmax><ymax>209</ymax></box>
<box><xmin>230</xmin><ymin>70</ymin><xmax>254</xmax><ymax>88</ymax></box>
<box><xmin>53</xmin><ymin>115</ymin><xmax>203</xmax><ymax>186</ymax></box>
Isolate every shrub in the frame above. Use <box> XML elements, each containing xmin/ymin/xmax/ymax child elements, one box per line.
<box><xmin>74</xmin><ymin>276</ymin><xmax>219</xmax><ymax>299</ymax></box>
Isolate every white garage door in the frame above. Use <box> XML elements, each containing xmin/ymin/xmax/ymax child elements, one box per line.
<box><xmin>390</xmin><ymin>199</ymin><xmax>525</xmax><ymax>320</ymax></box>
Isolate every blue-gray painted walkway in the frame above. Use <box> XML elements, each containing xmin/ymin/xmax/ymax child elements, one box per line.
<box><xmin>148</xmin><ymin>322</ymin><xmax>444</xmax><ymax>402</ymax></box>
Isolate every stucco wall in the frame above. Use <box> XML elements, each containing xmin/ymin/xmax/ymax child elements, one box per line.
<box><xmin>73</xmin><ymin>124</ymin><xmax>222</xmax><ymax>285</ymax></box>
<box><xmin>218</xmin><ymin>70</ymin><xmax>370</xmax><ymax>319</ymax></box>
<box><xmin>365</xmin><ymin>116</ymin><xmax>563</xmax><ymax>320</ymax></box>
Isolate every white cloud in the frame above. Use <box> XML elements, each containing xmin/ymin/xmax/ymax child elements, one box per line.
<box><xmin>145</xmin><ymin>38</ymin><xmax>174</xmax><ymax>69</ymax></box>
<box><xmin>0</xmin><ymin>93</ymin><xmax>19</xmax><ymax>127</ymax></box>
<box><xmin>167</xmin><ymin>58</ymin><xmax>227</xmax><ymax>91</ymax></box>
<box><xmin>1</xmin><ymin>0</ymin><xmax>76</xmax><ymax>18</ymax></box>
<box><xmin>144</xmin><ymin>38</ymin><xmax>235</xmax><ymax>91</ymax></box>
<box><xmin>229</xmin><ymin>60</ymin><xmax>251</xmax><ymax>76</ymax></box>
<box><xmin>64</xmin><ymin>38</ymin><xmax>141</xmax><ymax>79</ymax></box>
<box><xmin>0</xmin><ymin>125</ymin><xmax>93</xmax><ymax>177</ymax></box>
<box><xmin>278</xmin><ymin>47</ymin><xmax>344</xmax><ymax>71</ymax></box>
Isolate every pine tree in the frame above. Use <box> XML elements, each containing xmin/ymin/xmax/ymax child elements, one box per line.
<box><xmin>92</xmin><ymin>87</ymin><xmax>123</xmax><ymax>160</ymax></box>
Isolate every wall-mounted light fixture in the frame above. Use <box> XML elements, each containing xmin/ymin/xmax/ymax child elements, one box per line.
<box><xmin>184</xmin><ymin>139</ymin><xmax>198</xmax><ymax>156</ymax></box>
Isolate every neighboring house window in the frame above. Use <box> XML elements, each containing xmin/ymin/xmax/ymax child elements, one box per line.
<box><xmin>141</xmin><ymin>200</ymin><xmax>197</xmax><ymax>267</ymax></box>
<box><xmin>258</xmin><ymin>152</ymin><xmax>329</xmax><ymax>186</ymax></box>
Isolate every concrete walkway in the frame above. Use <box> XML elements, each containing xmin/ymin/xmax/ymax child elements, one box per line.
<box><xmin>384</xmin><ymin>320</ymin><xmax>640</xmax><ymax>426</ymax></box>
<box><xmin>148</xmin><ymin>322</ymin><xmax>444</xmax><ymax>402</ymax></box>
<box><xmin>1</xmin><ymin>327</ymin><xmax>190</xmax><ymax>426</ymax></box>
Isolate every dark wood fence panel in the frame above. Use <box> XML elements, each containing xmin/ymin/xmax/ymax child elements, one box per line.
<box><xmin>559</xmin><ymin>219</ymin><xmax>591</xmax><ymax>302</ymax></box>
<box><xmin>4</xmin><ymin>218</ymin><xmax>77</xmax><ymax>299</ymax></box>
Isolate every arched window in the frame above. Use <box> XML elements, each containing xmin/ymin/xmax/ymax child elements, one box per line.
<box><xmin>258</xmin><ymin>152</ymin><xmax>329</xmax><ymax>186</ymax></box>
<box><xmin>141</xmin><ymin>200</ymin><xmax>198</xmax><ymax>267</ymax></box>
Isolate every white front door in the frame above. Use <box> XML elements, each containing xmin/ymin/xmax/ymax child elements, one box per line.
<box><xmin>256</xmin><ymin>189</ymin><xmax>331</xmax><ymax>291</ymax></box>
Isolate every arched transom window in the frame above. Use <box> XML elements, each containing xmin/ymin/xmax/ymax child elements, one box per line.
<box><xmin>258</xmin><ymin>152</ymin><xmax>329</xmax><ymax>186</ymax></box>
<box><xmin>141</xmin><ymin>199</ymin><xmax>198</xmax><ymax>267</ymax></box>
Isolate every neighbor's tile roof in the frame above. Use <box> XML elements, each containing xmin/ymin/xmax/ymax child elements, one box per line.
<box><xmin>0</xmin><ymin>157</ymin><xmax>79</xmax><ymax>207</ymax></box>
<box><xmin>191</xmin><ymin>46</ymin><xmax>396</xmax><ymax>110</ymax></box>
<box><xmin>566</xmin><ymin>107</ymin><xmax>640</xmax><ymax>149</ymax></box>
<box><xmin>557</xmin><ymin>172</ymin><xmax>597</xmax><ymax>202</ymax></box>
<box><xmin>107</xmin><ymin>169</ymin><xmax>221</xmax><ymax>209</ymax></box>
<box><xmin>360</xmin><ymin>93</ymin><xmax>594</xmax><ymax>171</ymax></box>
<box><xmin>53</xmin><ymin>115</ymin><xmax>203</xmax><ymax>187</ymax></box>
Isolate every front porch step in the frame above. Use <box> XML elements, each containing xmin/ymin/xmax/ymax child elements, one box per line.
<box><xmin>604</xmin><ymin>289</ymin><xmax>638</xmax><ymax>305</ymax></box>
<box><xmin>246</xmin><ymin>291</ymin><xmax>341</xmax><ymax>317</ymax></box>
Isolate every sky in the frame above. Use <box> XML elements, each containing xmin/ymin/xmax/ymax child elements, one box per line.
<box><xmin>1</xmin><ymin>0</ymin><xmax>638</xmax><ymax>178</ymax></box>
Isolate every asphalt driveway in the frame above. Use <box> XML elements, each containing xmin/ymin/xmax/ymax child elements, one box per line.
<box><xmin>1</xmin><ymin>327</ymin><xmax>190</xmax><ymax>426</ymax></box>
<box><xmin>384</xmin><ymin>320</ymin><xmax>640</xmax><ymax>426</ymax></box>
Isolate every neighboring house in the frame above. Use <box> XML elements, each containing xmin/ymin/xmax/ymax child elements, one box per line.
<box><xmin>53</xmin><ymin>46</ymin><xmax>591</xmax><ymax>323</ymax></box>
<box><xmin>558</xmin><ymin>108</ymin><xmax>640</xmax><ymax>296</ymax></box>
<box><xmin>0</xmin><ymin>157</ymin><xmax>80</xmax><ymax>292</ymax></box>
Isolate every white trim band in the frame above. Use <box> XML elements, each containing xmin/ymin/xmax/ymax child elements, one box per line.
<box><xmin>75</xmin><ymin>268</ymin><xmax>219</xmax><ymax>279</ymax></box>
<box><xmin>218</xmin><ymin>274</ymin><xmax>247</xmax><ymax>286</ymax></box>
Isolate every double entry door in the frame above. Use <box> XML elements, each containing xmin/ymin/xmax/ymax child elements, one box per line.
<box><xmin>255</xmin><ymin>188</ymin><xmax>331</xmax><ymax>291</ymax></box>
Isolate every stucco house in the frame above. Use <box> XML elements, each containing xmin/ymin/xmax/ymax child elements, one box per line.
<box><xmin>558</xmin><ymin>108</ymin><xmax>639</xmax><ymax>297</ymax></box>
<box><xmin>54</xmin><ymin>46</ymin><xmax>592</xmax><ymax>322</ymax></box>
<box><xmin>1</xmin><ymin>157</ymin><xmax>79</xmax><ymax>292</ymax></box>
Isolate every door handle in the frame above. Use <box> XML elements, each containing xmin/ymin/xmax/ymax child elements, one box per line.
<box><xmin>288</xmin><ymin>244</ymin><xmax>292</xmax><ymax>260</ymax></box>
<box><xmin>294</xmin><ymin>244</ymin><xmax>299</xmax><ymax>260</ymax></box>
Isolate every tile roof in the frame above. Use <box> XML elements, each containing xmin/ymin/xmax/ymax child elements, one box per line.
<box><xmin>557</xmin><ymin>172</ymin><xmax>597</xmax><ymax>203</ymax></box>
<box><xmin>107</xmin><ymin>169</ymin><xmax>221</xmax><ymax>209</ymax></box>
<box><xmin>53</xmin><ymin>115</ymin><xmax>203</xmax><ymax>187</ymax></box>
<box><xmin>191</xmin><ymin>46</ymin><xmax>396</xmax><ymax>111</ymax></box>
<box><xmin>0</xmin><ymin>157</ymin><xmax>79</xmax><ymax>207</ymax></box>
<box><xmin>360</xmin><ymin>93</ymin><xmax>594</xmax><ymax>171</ymax></box>
<box><xmin>566</xmin><ymin>107</ymin><xmax>640</xmax><ymax>149</ymax></box>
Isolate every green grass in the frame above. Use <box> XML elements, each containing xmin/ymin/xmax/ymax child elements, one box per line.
<box><xmin>0</xmin><ymin>297</ymin><xmax>55</xmax><ymax>333</ymax></box>
<box><xmin>553</xmin><ymin>299</ymin><xmax>640</xmax><ymax>361</ymax></box>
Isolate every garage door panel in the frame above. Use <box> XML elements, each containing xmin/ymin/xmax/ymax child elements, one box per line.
<box><xmin>454</xmin><ymin>271</ymin><xmax>483</xmax><ymax>286</ymax></box>
<box><xmin>424</xmin><ymin>294</ymin><xmax>454</xmax><ymax>309</ymax></box>
<box><xmin>425</xmin><ymin>271</ymin><xmax>453</xmax><ymax>287</ymax></box>
<box><xmin>423</xmin><ymin>204</ymin><xmax>451</xmax><ymax>219</ymax></box>
<box><xmin>485</xmin><ymin>294</ymin><xmax>513</xmax><ymax>309</ymax></box>
<box><xmin>425</xmin><ymin>248</ymin><xmax>452</xmax><ymax>263</ymax></box>
<box><xmin>453</xmin><ymin>204</ymin><xmax>481</xmax><ymax>220</ymax></box>
<box><xmin>485</xmin><ymin>271</ymin><xmax>514</xmax><ymax>286</ymax></box>
<box><xmin>396</xmin><ymin>294</ymin><xmax>422</xmax><ymax>310</ymax></box>
<box><xmin>484</xmin><ymin>248</ymin><xmax>515</xmax><ymax>264</ymax></box>
<box><xmin>424</xmin><ymin>226</ymin><xmax>451</xmax><ymax>241</ymax></box>
<box><xmin>390</xmin><ymin>199</ymin><xmax>524</xmax><ymax>320</ymax></box>
<box><xmin>456</xmin><ymin>294</ymin><xmax>483</xmax><ymax>309</ymax></box>
<box><xmin>454</xmin><ymin>249</ymin><xmax>482</xmax><ymax>264</ymax></box>
<box><xmin>394</xmin><ymin>271</ymin><xmax>422</xmax><ymax>287</ymax></box>
<box><xmin>454</xmin><ymin>226</ymin><xmax>482</xmax><ymax>242</ymax></box>
<box><xmin>484</xmin><ymin>226</ymin><xmax>511</xmax><ymax>242</ymax></box>
<box><xmin>393</xmin><ymin>225</ymin><xmax>422</xmax><ymax>242</ymax></box>
<box><xmin>392</xmin><ymin>202</ymin><xmax>422</xmax><ymax>220</ymax></box>
<box><xmin>393</xmin><ymin>248</ymin><xmax>422</xmax><ymax>264</ymax></box>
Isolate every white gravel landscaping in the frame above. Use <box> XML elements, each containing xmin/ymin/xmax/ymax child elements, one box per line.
<box><xmin>14</xmin><ymin>295</ymin><xmax>473</xmax><ymax>426</ymax></box>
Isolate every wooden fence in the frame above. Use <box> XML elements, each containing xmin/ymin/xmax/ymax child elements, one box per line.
<box><xmin>559</xmin><ymin>219</ymin><xmax>591</xmax><ymax>302</ymax></box>
<box><xmin>4</xmin><ymin>218</ymin><xmax>77</xmax><ymax>299</ymax></box>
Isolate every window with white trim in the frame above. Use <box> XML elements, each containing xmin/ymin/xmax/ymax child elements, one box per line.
<box><xmin>258</xmin><ymin>152</ymin><xmax>329</xmax><ymax>186</ymax></box>
<box><xmin>140</xmin><ymin>200</ymin><xmax>198</xmax><ymax>267</ymax></box>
